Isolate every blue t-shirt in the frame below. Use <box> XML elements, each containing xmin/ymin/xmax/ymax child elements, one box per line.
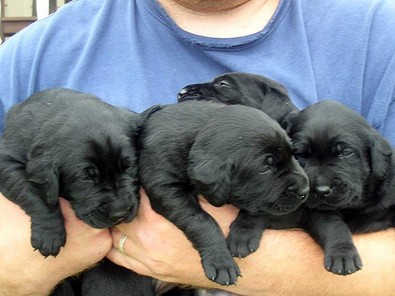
<box><xmin>0</xmin><ymin>0</ymin><xmax>394</xmax><ymax>145</ymax></box>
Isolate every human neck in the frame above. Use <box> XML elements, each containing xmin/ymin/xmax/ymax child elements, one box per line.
<box><xmin>157</xmin><ymin>0</ymin><xmax>280</xmax><ymax>38</ymax></box>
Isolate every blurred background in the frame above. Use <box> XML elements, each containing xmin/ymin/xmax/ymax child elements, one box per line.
<box><xmin>0</xmin><ymin>0</ymin><xmax>71</xmax><ymax>43</ymax></box>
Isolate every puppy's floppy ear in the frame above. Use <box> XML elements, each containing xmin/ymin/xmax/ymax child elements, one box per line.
<box><xmin>281</xmin><ymin>110</ymin><xmax>299</xmax><ymax>134</ymax></box>
<box><xmin>135</xmin><ymin>105</ymin><xmax>162</xmax><ymax>129</ymax></box>
<box><xmin>26</xmin><ymin>146</ymin><xmax>60</xmax><ymax>208</ymax></box>
<box><xmin>368</xmin><ymin>132</ymin><xmax>393</xmax><ymax>180</ymax></box>
<box><xmin>191</xmin><ymin>157</ymin><xmax>233</xmax><ymax>207</ymax></box>
<box><xmin>128</xmin><ymin>105</ymin><xmax>163</xmax><ymax>142</ymax></box>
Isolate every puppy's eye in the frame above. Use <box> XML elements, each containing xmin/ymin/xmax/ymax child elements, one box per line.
<box><xmin>294</xmin><ymin>156</ymin><xmax>306</xmax><ymax>167</ymax></box>
<box><xmin>124</xmin><ymin>164</ymin><xmax>136</xmax><ymax>175</ymax></box>
<box><xmin>334</xmin><ymin>143</ymin><xmax>354</xmax><ymax>159</ymax></box>
<box><xmin>266</xmin><ymin>156</ymin><xmax>274</xmax><ymax>165</ymax></box>
<box><xmin>259</xmin><ymin>156</ymin><xmax>274</xmax><ymax>174</ymax></box>
<box><xmin>338</xmin><ymin>147</ymin><xmax>354</xmax><ymax>158</ymax></box>
<box><xmin>84</xmin><ymin>167</ymin><xmax>99</xmax><ymax>182</ymax></box>
<box><xmin>294</xmin><ymin>152</ymin><xmax>305</xmax><ymax>158</ymax></box>
<box><xmin>259</xmin><ymin>165</ymin><xmax>271</xmax><ymax>174</ymax></box>
<box><xmin>214</xmin><ymin>79</ymin><xmax>231</xmax><ymax>88</ymax></box>
<box><xmin>119</xmin><ymin>158</ymin><xmax>132</xmax><ymax>171</ymax></box>
<box><xmin>293</xmin><ymin>152</ymin><xmax>307</xmax><ymax>167</ymax></box>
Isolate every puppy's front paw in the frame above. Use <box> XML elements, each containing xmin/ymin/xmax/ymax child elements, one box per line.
<box><xmin>324</xmin><ymin>243</ymin><xmax>363</xmax><ymax>275</ymax></box>
<box><xmin>201</xmin><ymin>248</ymin><xmax>241</xmax><ymax>286</ymax></box>
<box><xmin>226</xmin><ymin>226</ymin><xmax>262</xmax><ymax>258</ymax></box>
<box><xmin>226</xmin><ymin>213</ymin><xmax>265</xmax><ymax>258</ymax></box>
<box><xmin>31</xmin><ymin>222</ymin><xmax>66</xmax><ymax>257</ymax></box>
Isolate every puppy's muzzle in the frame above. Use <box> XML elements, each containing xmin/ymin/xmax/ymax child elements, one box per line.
<box><xmin>108</xmin><ymin>209</ymin><xmax>132</xmax><ymax>223</ymax></box>
<box><xmin>83</xmin><ymin>199</ymin><xmax>137</xmax><ymax>228</ymax></box>
<box><xmin>286</xmin><ymin>183</ymin><xmax>309</xmax><ymax>201</ymax></box>
<box><xmin>308</xmin><ymin>180</ymin><xmax>353</xmax><ymax>209</ymax></box>
<box><xmin>178</xmin><ymin>84</ymin><xmax>214</xmax><ymax>102</ymax></box>
<box><xmin>286</xmin><ymin>170</ymin><xmax>310</xmax><ymax>200</ymax></box>
<box><xmin>178</xmin><ymin>86</ymin><xmax>201</xmax><ymax>101</ymax></box>
<box><xmin>265</xmin><ymin>173</ymin><xmax>309</xmax><ymax>216</ymax></box>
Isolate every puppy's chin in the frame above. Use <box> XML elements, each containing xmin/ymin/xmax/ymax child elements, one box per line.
<box><xmin>268</xmin><ymin>195</ymin><xmax>307</xmax><ymax>215</ymax></box>
<box><xmin>306</xmin><ymin>193</ymin><xmax>362</xmax><ymax>210</ymax></box>
<box><xmin>82</xmin><ymin>216</ymin><xmax>116</xmax><ymax>229</ymax></box>
<box><xmin>247</xmin><ymin>195</ymin><xmax>307</xmax><ymax>216</ymax></box>
<box><xmin>75</xmin><ymin>204</ymin><xmax>139</xmax><ymax>229</ymax></box>
<box><xmin>179</xmin><ymin>94</ymin><xmax>220</xmax><ymax>104</ymax></box>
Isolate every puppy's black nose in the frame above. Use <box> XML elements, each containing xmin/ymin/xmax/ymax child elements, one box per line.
<box><xmin>177</xmin><ymin>85</ymin><xmax>202</xmax><ymax>101</ymax></box>
<box><xmin>314</xmin><ymin>185</ymin><xmax>332</xmax><ymax>197</ymax></box>
<box><xmin>287</xmin><ymin>184</ymin><xmax>309</xmax><ymax>200</ymax></box>
<box><xmin>109</xmin><ymin>210</ymin><xmax>130</xmax><ymax>223</ymax></box>
<box><xmin>177</xmin><ymin>88</ymin><xmax>188</xmax><ymax>100</ymax></box>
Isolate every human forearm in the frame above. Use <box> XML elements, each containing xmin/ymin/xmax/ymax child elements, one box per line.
<box><xmin>108</xmin><ymin>192</ymin><xmax>395</xmax><ymax>296</ymax></box>
<box><xmin>111</xmin><ymin>228</ymin><xmax>395</xmax><ymax>295</ymax></box>
<box><xmin>214</xmin><ymin>228</ymin><xmax>395</xmax><ymax>296</ymax></box>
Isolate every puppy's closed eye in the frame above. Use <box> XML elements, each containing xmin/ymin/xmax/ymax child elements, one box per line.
<box><xmin>213</xmin><ymin>78</ymin><xmax>232</xmax><ymax>88</ymax></box>
<box><xmin>334</xmin><ymin>144</ymin><xmax>355</xmax><ymax>159</ymax></box>
<box><xmin>118</xmin><ymin>158</ymin><xmax>134</xmax><ymax>174</ymax></box>
<box><xmin>292</xmin><ymin>145</ymin><xmax>311</xmax><ymax>167</ymax></box>
<box><xmin>85</xmin><ymin>166</ymin><xmax>100</xmax><ymax>182</ymax></box>
<box><xmin>258</xmin><ymin>156</ymin><xmax>275</xmax><ymax>174</ymax></box>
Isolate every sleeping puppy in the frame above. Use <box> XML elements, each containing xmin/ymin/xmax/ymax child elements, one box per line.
<box><xmin>179</xmin><ymin>73</ymin><xmax>395</xmax><ymax>276</ymax></box>
<box><xmin>177</xmin><ymin>72</ymin><xmax>297</xmax><ymax>127</ymax></box>
<box><xmin>138</xmin><ymin>101</ymin><xmax>309</xmax><ymax>286</ymax></box>
<box><xmin>80</xmin><ymin>101</ymin><xmax>309</xmax><ymax>295</ymax></box>
<box><xmin>0</xmin><ymin>88</ymin><xmax>148</xmax><ymax>257</ymax></box>
<box><xmin>286</xmin><ymin>100</ymin><xmax>395</xmax><ymax>275</ymax></box>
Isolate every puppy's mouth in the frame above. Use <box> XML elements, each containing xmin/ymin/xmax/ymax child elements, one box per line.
<box><xmin>247</xmin><ymin>194</ymin><xmax>307</xmax><ymax>216</ymax></box>
<box><xmin>177</xmin><ymin>88</ymin><xmax>214</xmax><ymax>102</ymax></box>
<box><xmin>309</xmin><ymin>194</ymin><xmax>361</xmax><ymax>210</ymax></box>
<box><xmin>267</xmin><ymin>195</ymin><xmax>307</xmax><ymax>215</ymax></box>
<box><xmin>306</xmin><ymin>185</ymin><xmax>361</xmax><ymax>210</ymax></box>
<box><xmin>80</xmin><ymin>206</ymin><xmax>137</xmax><ymax>229</ymax></box>
<box><xmin>305</xmin><ymin>178</ymin><xmax>352</xmax><ymax>209</ymax></box>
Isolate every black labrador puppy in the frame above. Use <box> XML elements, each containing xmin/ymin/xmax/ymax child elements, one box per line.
<box><xmin>138</xmin><ymin>101</ymin><xmax>309</xmax><ymax>285</ymax></box>
<box><xmin>80</xmin><ymin>102</ymin><xmax>309</xmax><ymax>295</ymax></box>
<box><xmin>179</xmin><ymin>74</ymin><xmax>395</xmax><ymax>276</ymax></box>
<box><xmin>0</xmin><ymin>88</ymin><xmax>149</xmax><ymax>257</ymax></box>
<box><xmin>177</xmin><ymin>72</ymin><xmax>297</xmax><ymax>127</ymax></box>
<box><xmin>286</xmin><ymin>100</ymin><xmax>395</xmax><ymax>275</ymax></box>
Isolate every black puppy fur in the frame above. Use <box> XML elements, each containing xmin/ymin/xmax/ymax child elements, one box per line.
<box><xmin>79</xmin><ymin>100</ymin><xmax>309</xmax><ymax>296</ymax></box>
<box><xmin>177</xmin><ymin>72</ymin><xmax>297</xmax><ymax>126</ymax></box>
<box><xmin>180</xmin><ymin>73</ymin><xmax>395</xmax><ymax>277</ymax></box>
<box><xmin>76</xmin><ymin>92</ymin><xmax>309</xmax><ymax>295</ymax></box>
<box><xmin>0</xmin><ymin>88</ymin><xmax>147</xmax><ymax>257</ymax></box>
<box><xmin>286</xmin><ymin>100</ymin><xmax>395</xmax><ymax>275</ymax></box>
<box><xmin>80</xmin><ymin>260</ymin><xmax>155</xmax><ymax>296</ymax></box>
<box><xmin>138</xmin><ymin>101</ymin><xmax>309</xmax><ymax>286</ymax></box>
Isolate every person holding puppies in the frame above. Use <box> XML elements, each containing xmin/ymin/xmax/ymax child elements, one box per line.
<box><xmin>0</xmin><ymin>0</ymin><xmax>394</xmax><ymax>295</ymax></box>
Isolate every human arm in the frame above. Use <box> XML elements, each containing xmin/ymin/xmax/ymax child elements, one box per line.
<box><xmin>108</xmin><ymin>190</ymin><xmax>395</xmax><ymax>296</ymax></box>
<box><xmin>0</xmin><ymin>193</ymin><xmax>112</xmax><ymax>296</ymax></box>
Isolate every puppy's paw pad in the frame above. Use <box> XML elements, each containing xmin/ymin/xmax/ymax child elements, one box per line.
<box><xmin>204</xmin><ymin>264</ymin><xmax>241</xmax><ymax>286</ymax></box>
<box><xmin>227</xmin><ymin>224</ymin><xmax>263</xmax><ymax>258</ymax></box>
<box><xmin>31</xmin><ymin>227</ymin><xmax>66</xmax><ymax>257</ymax></box>
<box><xmin>202</xmin><ymin>250</ymin><xmax>241</xmax><ymax>285</ymax></box>
<box><xmin>227</xmin><ymin>234</ymin><xmax>260</xmax><ymax>258</ymax></box>
<box><xmin>324</xmin><ymin>244</ymin><xmax>363</xmax><ymax>275</ymax></box>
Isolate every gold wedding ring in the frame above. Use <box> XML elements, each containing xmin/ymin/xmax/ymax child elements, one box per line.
<box><xmin>118</xmin><ymin>234</ymin><xmax>128</xmax><ymax>255</ymax></box>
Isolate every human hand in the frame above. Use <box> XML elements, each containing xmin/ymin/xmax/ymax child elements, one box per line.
<box><xmin>107</xmin><ymin>189</ymin><xmax>240</xmax><ymax>290</ymax></box>
<box><xmin>107</xmin><ymin>189</ymin><xmax>395</xmax><ymax>296</ymax></box>
<box><xmin>0</xmin><ymin>193</ymin><xmax>112</xmax><ymax>296</ymax></box>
